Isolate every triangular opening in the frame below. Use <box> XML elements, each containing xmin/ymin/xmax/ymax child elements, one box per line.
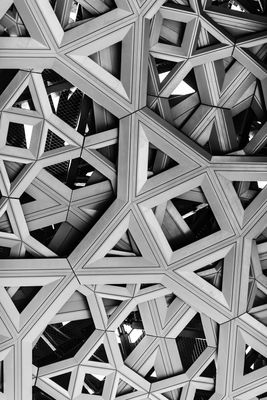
<box><xmin>102</xmin><ymin>297</ymin><xmax>123</xmax><ymax>319</ymax></box>
<box><xmin>116</xmin><ymin>306</ymin><xmax>145</xmax><ymax>360</ymax></box>
<box><xmin>244</xmin><ymin>345</ymin><xmax>267</xmax><ymax>375</ymax></box>
<box><xmin>106</xmin><ymin>230</ymin><xmax>141</xmax><ymax>257</ymax></box>
<box><xmin>165</xmin><ymin>293</ymin><xmax>177</xmax><ymax>306</ymax></box>
<box><xmin>88</xmin><ymin>344</ymin><xmax>108</xmax><ymax>363</ymax></box>
<box><xmin>148</xmin><ymin>142</ymin><xmax>179</xmax><ymax>178</ymax></box>
<box><xmin>159</xmin><ymin>19</ymin><xmax>186</xmax><ymax>46</ymax></box>
<box><xmin>153</xmin><ymin>186</ymin><xmax>220</xmax><ymax>251</ymax></box>
<box><xmin>82</xmin><ymin>373</ymin><xmax>105</xmax><ymax>395</ymax></box>
<box><xmin>0</xmin><ymin>212</ymin><xmax>12</xmax><ymax>234</ymax></box>
<box><xmin>253</xmin><ymin>287</ymin><xmax>267</xmax><ymax>308</ymax></box>
<box><xmin>145</xmin><ymin>367</ymin><xmax>158</xmax><ymax>382</ymax></box>
<box><xmin>44</xmin><ymin>129</ymin><xmax>66</xmax><ymax>152</ymax></box>
<box><xmin>162</xmin><ymin>388</ymin><xmax>182</xmax><ymax>400</ymax></box>
<box><xmin>5</xmin><ymin>286</ymin><xmax>41</xmax><ymax>313</ymax></box>
<box><xmin>196</xmin><ymin>259</ymin><xmax>224</xmax><ymax>290</ymax></box>
<box><xmin>0</xmin><ymin>4</ymin><xmax>29</xmax><ymax>37</ymax></box>
<box><xmin>89</xmin><ymin>41</ymin><xmax>122</xmax><ymax>80</ymax></box>
<box><xmin>196</xmin><ymin>27</ymin><xmax>220</xmax><ymax>50</ymax></box>
<box><xmin>201</xmin><ymin>360</ymin><xmax>216</xmax><ymax>378</ymax></box>
<box><xmin>4</xmin><ymin>161</ymin><xmax>25</xmax><ymax>182</ymax></box>
<box><xmin>33</xmin><ymin>291</ymin><xmax>95</xmax><ymax>367</ymax></box>
<box><xmin>232</xmin><ymin>181</ymin><xmax>266</xmax><ymax>209</ymax></box>
<box><xmin>169</xmin><ymin>69</ymin><xmax>197</xmax><ymax>98</ymax></box>
<box><xmin>154</xmin><ymin>58</ymin><xmax>177</xmax><ymax>83</ymax></box>
<box><xmin>194</xmin><ymin>389</ymin><xmax>214</xmax><ymax>400</ymax></box>
<box><xmin>116</xmin><ymin>379</ymin><xmax>137</xmax><ymax>396</ymax></box>
<box><xmin>50</xmin><ymin>372</ymin><xmax>71</xmax><ymax>391</ymax></box>
<box><xmin>12</xmin><ymin>86</ymin><xmax>36</xmax><ymax>111</ymax></box>
<box><xmin>44</xmin><ymin>157</ymin><xmax>107</xmax><ymax>189</ymax></box>
<box><xmin>20</xmin><ymin>191</ymin><xmax>36</xmax><ymax>205</ymax></box>
<box><xmin>256</xmin><ymin>226</ymin><xmax>267</xmax><ymax>245</ymax></box>
<box><xmin>49</xmin><ymin>0</ymin><xmax>117</xmax><ymax>31</ymax></box>
<box><xmin>97</xmin><ymin>143</ymin><xmax>118</xmax><ymax>164</ymax></box>
<box><xmin>42</xmin><ymin>69</ymin><xmax>119</xmax><ymax>134</ymax></box>
<box><xmin>176</xmin><ymin>314</ymin><xmax>207</xmax><ymax>370</ymax></box>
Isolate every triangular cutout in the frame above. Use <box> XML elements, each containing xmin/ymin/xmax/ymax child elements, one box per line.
<box><xmin>89</xmin><ymin>41</ymin><xmax>122</xmax><ymax>80</ymax></box>
<box><xmin>45</xmin><ymin>157</ymin><xmax>107</xmax><ymax>189</ymax></box>
<box><xmin>252</xmin><ymin>287</ymin><xmax>267</xmax><ymax>308</ymax></box>
<box><xmin>148</xmin><ymin>142</ymin><xmax>179</xmax><ymax>178</ymax></box>
<box><xmin>0</xmin><ymin>211</ymin><xmax>12</xmax><ymax>234</ymax></box>
<box><xmin>88</xmin><ymin>343</ymin><xmax>108</xmax><ymax>363</ymax></box>
<box><xmin>103</xmin><ymin>297</ymin><xmax>123</xmax><ymax>319</ymax></box>
<box><xmin>116</xmin><ymin>378</ymin><xmax>137</xmax><ymax>396</ymax></box>
<box><xmin>50</xmin><ymin>372</ymin><xmax>71</xmax><ymax>391</ymax></box>
<box><xmin>0</xmin><ymin>4</ymin><xmax>29</xmax><ymax>37</ymax></box>
<box><xmin>196</xmin><ymin>259</ymin><xmax>224</xmax><ymax>290</ymax></box>
<box><xmin>5</xmin><ymin>286</ymin><xmax>41</xmax><ymax>313</ymax></box>
<box><xmin>106</xmin><ymin>229</ymin><xmax>141</xmax><ymax>257</ymax></box>
<box><xmin>44</xmin><ymin>129</ymin><xmax>67</xmax><ymax>152</ymax></box>
<box><xmin>201</xmin><ymin>359</ymin><xmax>216</xmax><ymax>378</ymax></box>
<box><xmin>50</xmin><ymin>0</ymin><xmax>117</xmax><ymax>31</ymax></box>
<box><xmin>12</xmin><ymin>86</ymin><xmax>35</xmax><ymax>110</ymax></box>
<box><xmin>244</xmin><ymin>344</ymin><xmax>267</xmax><ymax>375</ymax></box>
<box><xmin>82</xmin><ymin>373</ymin><xmax>105</xmax><ymax>395</ymax></box>
<box><xmin>194</xmin><ymin>389</ymin><xmax>214</xmax><ymax>400</ymax></box>
<box><xmin>4</xmin><ymin>160</ymin><xmax>25</xmax><ymax>183</ymax></box>
<box><xmin>176</xmin><ymin>314</ymin><xmax>207</xmax><ymax>370</ymax></box>
<box><xmin>196</xmin><ymin>26</ymin><xmax>221</xmax><ymax>51</ymax></box>
<box><xmin>233</xmin><ymin>180</ymin><xmax>267</xmax><ymax>209</ymax></box>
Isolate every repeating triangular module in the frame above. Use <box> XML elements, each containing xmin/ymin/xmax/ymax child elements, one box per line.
<box><xmin>5</xmin><ymin>286</ymin><xmax>41</xmax><ymax>313</ymax></box>
<box><xmin>88</xmin><ymin>343</ymin><xmax>108</xmax><ymax>363</ymax></box>
<box><xmin>85</xmin><ymin>212</ymin><xmax>159</xmax><ymax>268</ymax></box>
<box><xmin>234</xmin><ymin>328</ymin><xmax>267</xmax><ymax>389</ymax></box>
<box><xmin>49</xmin><ymin>371</ymin><xmax>71</xmax><ymax>391</ymax></box>
<box><xmin>82</xmin><ymin>372</ymin><xmax>105</xmax><ymax>394</ymax></box>
<box><xmin>216</xmin><ymin>171</ymin><xmax>267</xmax><ymax>227</ymax></box>
<box><xmin>50</xmin><ymin>0</ymin><xmax>117</xmax><ymax>31</ymax></box>
<box><xmin>68</xmin><ymin>25</ymin><xmax>134</xmax><ymax>100</ymax></box>
<box><xmin>136</xmin><ymin>121</ymin><xmax>200</xmax><ymax>193</ymax></box>
<box><xmin>116</xmin><ymin>378</ymin><xmax>137</xmax><ymax>396</ymax></box>
<box><xmin>0</xmin><ymin>4</ymin><xmax>29</xmax><ymax>37</ymax></box>
<box><xmin>194</xmin><ymin>24</ymin><xmax>223</xmax><ymax>53</ymax></box>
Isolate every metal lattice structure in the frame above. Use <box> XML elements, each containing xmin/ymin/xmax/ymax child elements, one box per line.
<box><xmin>0</xmin><ymin>0</ymin><xmax>267</xmax><ymax>399</ymax></box>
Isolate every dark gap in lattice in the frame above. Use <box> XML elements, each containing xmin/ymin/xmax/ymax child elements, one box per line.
<box><xmin>6</xmin><ymin>122</ymin><xmax>27</xmax><ymax>148</ymax></box>
<box><xmin>116</xmin><ymin>306</ymin><xmax>145</xmax><ymax>361</ymax></box>
<box><xmin>13</xmin><ymin>86</ymin><xmax>35</xmax><ymax>110</ymax></box>
<box><xmin>0</xmin><ymin>4</ymin><xmax>29</xmax><ymax>37</ymax></box>
<box><xmin>194</xmin><ymin>389</ymin><xmax>214</xmax><ymax>400</ymax></box>
<box><xmin>20</xmin><ymin>192</ymin><xmax>35</xmax><ymax>205</ymax></box>
<box><xmin>0</xmin><ymin>70</ymin><xmax>18</xmax><ymax>96</ymax></box>
<box><xmin>97</xmin><ymin>143</ymin><xmax>118</xmax><ymax>164</ymax></box>
<box><xmin>148</xmin><ymin>143</ymin><xmax>178</xmax><ymax>178</ymax></box>
<box><xmin>163</xmin><ymin>0</ymin><xmax>190</xmax><ymax>8</ymax></box>
<box><xmin>159</xmin><ymin>20</ymin><xmax>186</xmax><ymax>46</ymax></box>
<box><xmin>4</xmin><ymin>161</ymin><xmax>24</xmax><ymax>182</ymax></box>
<box><xmin>5</xmin><ymin>286</ymin><xmax>41</xmax><ymax>313</ymax></box>
<box><xmin>0</xmin><ymin>212</ymin><xmax>12</xmax><ymax>234</ymax></box>
<box><xmin>42</xmin><ymin>69</ymin><xmax>118</xmax><ymax>135</ymax></box>
<box><xmin>244</xmin><ymin>345</ymin><xmax>267</xmax><ymax>374</ymax></box>
<box><xmin>50</xmin><ymin>372</ymin><xmax>71</xmax><ymax>391</ymax></box>
<box><xmin>82</xmin><ymin>374</ymin><xmax>105</xmax><ymax>395</ymax></box>
<box><xmin>33</xmin><ymin>315</ymin><xmax>96</xmax><ymax>367</ymax></box>
<box><xmin>201</xmin><ymin>360</ymin><xmax>217</xmax><ymax>378</ymax></box>
<box><xmin>0</xmin><ymin>247</ymin><xmax>10</xmax><ymax>259</ymax></box>
<box><xmin>89</xmin><ymin>344</ymin><xmax>108</xmax><ymax>363</ymax></box>
<box><xmin>45</xmin><ymin>158</ymin><xmax>107</xmax><ymax>189</ymax></box>
<box><xmin>45</xmin><ymin>129</ymin><xmax>65</xmax><ymax>152</ymax></box>
<box><xmin>89</xmin><ymin>41</ymin><xmax>122</xmax><ymax>80</ymax></box>
<box><xmin>210</xmin><ymin>0</ymin><xmax>266</xmax><ymax>15</ymax></box>
<box><xmin>233</xmin><ymin>181</ymin><xmax>266</xmax><ymax>209</ymax></box>
<box><xmin>106</xmin><ymin>230</ymin><xmax>141</xmax><ymax>257</ymax></box>
<box><xmin>32</xmin><ymin>386</ymin><xmax>58</xmax><ymax>399</ymax></box>
<box><xmin>196</xmin><ymin>259</ymin><xmax>224</xmax><ymax>291</ymax></box>
<box><xmin>176</xmin><ymin>314</ymin><xmax>207</xmax><ymax>370</ymax></box>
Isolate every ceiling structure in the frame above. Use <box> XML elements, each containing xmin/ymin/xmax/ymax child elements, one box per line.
<box><xmin>0</xmin><ymin>0</ymin><xmax>267</xmax><ymax>399</ymax></box>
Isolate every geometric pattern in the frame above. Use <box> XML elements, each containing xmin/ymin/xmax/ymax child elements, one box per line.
<box><xmin>0</xmin><ymin>1</ymin><xmax>266</xmax><ymax>400</ymax></box>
